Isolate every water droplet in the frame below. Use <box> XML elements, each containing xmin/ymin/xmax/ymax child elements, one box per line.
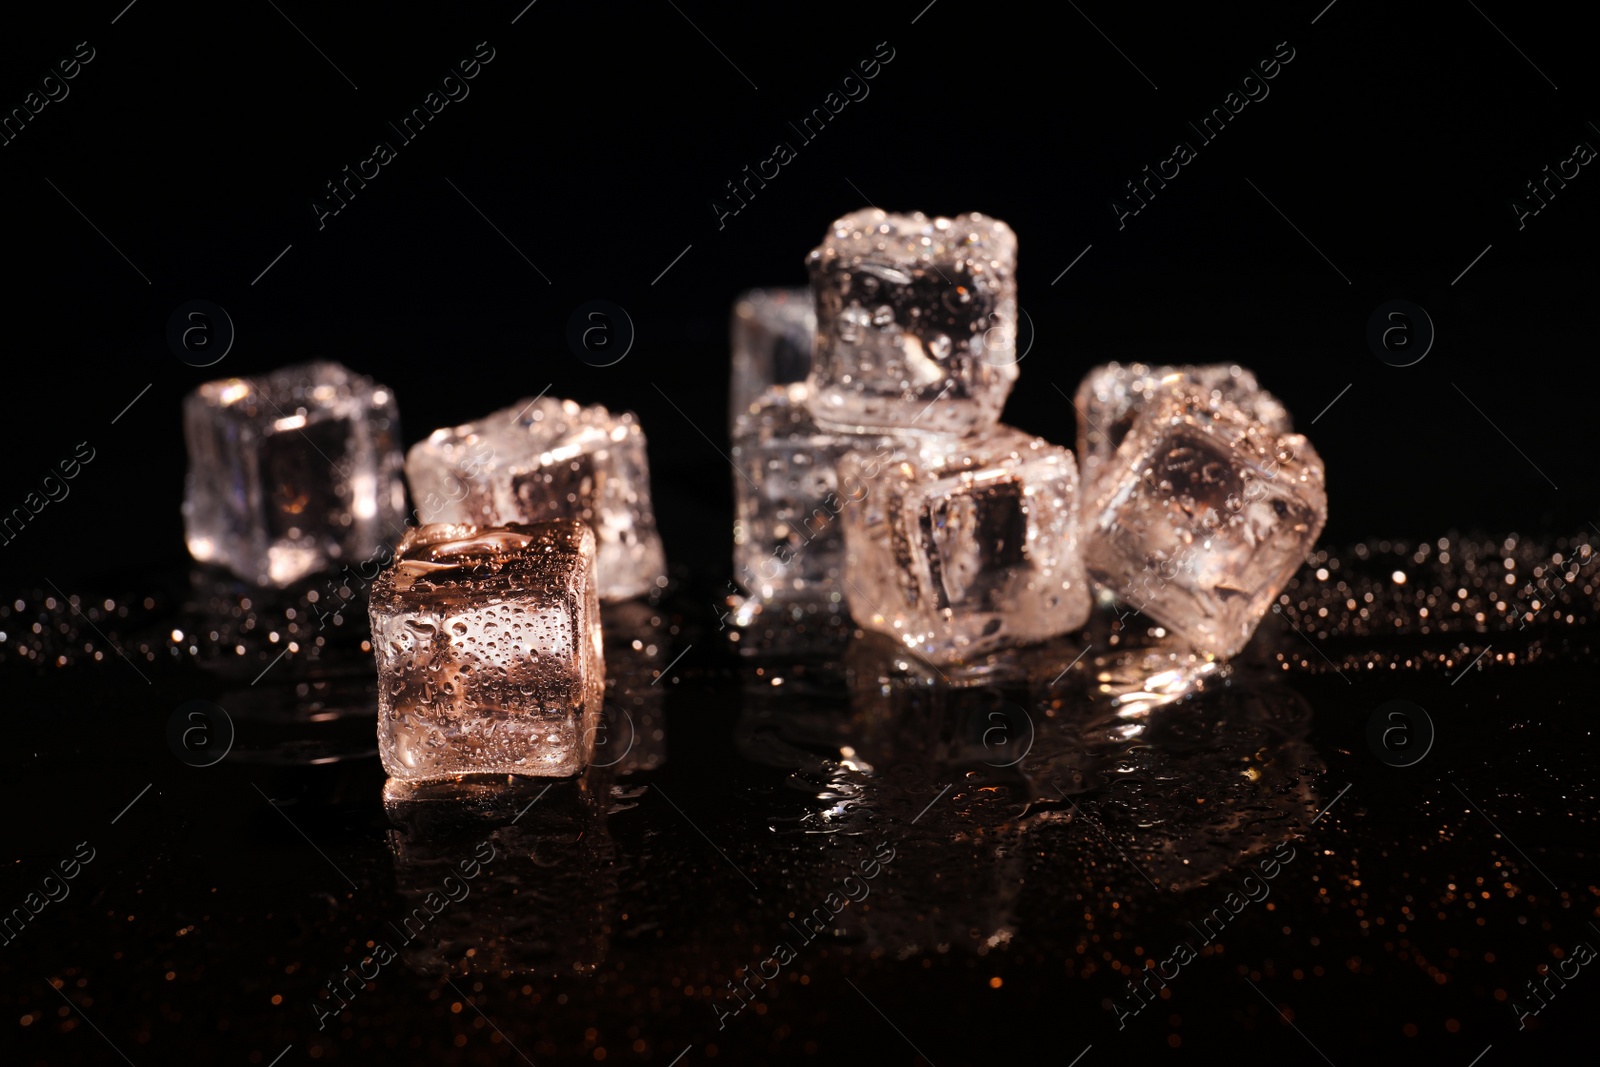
<box><xmin>838</xmin><ymin>307</ymin><xmax>871</xmax><ymax>343</ymax></box>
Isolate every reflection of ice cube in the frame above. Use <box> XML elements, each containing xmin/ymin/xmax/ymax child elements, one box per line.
<box><xmin>805</xmin><ymin>208</ymin><xmax>1019</xmax><ymax>437</ymax></box>
<box><xmin>839</xmin><ymin>427</ymin><xmax>1091</xmax><ymax>663</ymax></box>
<box><xmin>731</xmin><ymin>383</ymin><xmax>899</xmax><ymax>608</ymax></box>
<box><xmin>405</xmin><ymin>397</ymin><xmax>665</xmax><ymax>602</ymax></box>
<box><xmin>383</xmin><ymin>775</ymin><xmax>612</xmax><ymax>976</ymax></box>
<box><xmin>1075</xmin><ymin>362</ymin><xmax>1291</xmax><ymax>507</ymax></box>
<box><xmin>182</xmin><ymin>361</ymin><xmax>406</xmax><ymax>587</ymax></box>
<box><xmin>845</xmin><ymin>631</ymin><xmax>1055</xmax><ymax>771</ymax></box>
<box><xmin>370</xmin><ymin>522</ymin><xmax>604</xmax><ymax>780</ymax></box>
<box><xmin>733</xmin><ymin>640</ymin><xmax>1038</xmax><ymax>956</ymax></box>
<box><xmin>1021</xmin><ymin>661</ymin><xmax>1319</xmax><ymax>893</ymax></box>
<box><xmin>1082</xmin><ymin>392</ymin><xmax>1326</xmax><ymax>658</ymax></box>
<box><xmin>729</xmin><ymin>288</ymin><xmax>815</xmax><ymax>432</ymax></box>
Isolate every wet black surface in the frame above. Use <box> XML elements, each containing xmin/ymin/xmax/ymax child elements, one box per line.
<box><xmin>3</xmin><ymin>539</ymin><xmax>1598</xmax><ymax>1065</ymax></box>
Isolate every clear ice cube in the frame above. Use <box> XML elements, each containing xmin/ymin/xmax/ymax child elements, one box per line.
<box><xmin>838</xmin><ymin>427</ymin><xmax>1092</xmax><ymax>664</ymax></box>
<box><xmin>369</xmin><ymin>521</ymin><xmax>605</xmax><ymax>780</ymax></box>
<box><xmin>730</xmin><ymin>382</ymin><xmax>900</xmax><ymax>610</ymax></box>
<box><xmin>404</xmin><ymin>397</ymin><xmax>666</xmax><ymax>602</ymax></box>
<box><xmin>1081</xmin><ymin>390</ymin><xmax>1327</xmax><ymax>658</ymax></box>
<box><xmin>805</xmin><ymin>208</ymin><xmax>1019</xmax><ymax>437</ymax></box>
<box><xmin>182</xmin><ymin>361</ymin><xmax>406</xmax><ymax>587</ymax></box>
<box><xmin>1074</xmin><ymin>362</ymin><xmax>1290</xmax><ymax>506</ymax></box>
<box><xmin>729</xmin><ymin>287</ymin><xmax>815</xmax><ymax>432</ymax></box>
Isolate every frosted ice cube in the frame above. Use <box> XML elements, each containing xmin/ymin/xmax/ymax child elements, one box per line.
<box><xmin>1081</xmin><ymin>391</ymin><xmax>1327</xmax><ymax>658</ymax></box>
<box><xmin>838</xmin><ymin>427</ymin><xmax>1092</xmax><ymax>664</ymax></box>
<box><xmin>730</xmin><ymin>382</ymin><xmax>900</xmax><ymax>610</ymax></box>
<box><xmin>405</xmin><ymin>397</ymin><xmax>666</xmax><ymax>602</ymax></box>
<box><xmin>805</xmin><ymin>208</ymin><xmax>1019</xmax><ymax>436</ymax></box>
<box><xmin>369</xmin><ymin>521</ymin><xmax>604</xmax><ymax>780</ymax></box>
<box><xmin>1074</xmin><ymin>362</ymin><xmax>1290</xmax><ymax>506</ymax></box>
<box><xmin>729</xmin><ymin>287</ymin><xmax>815</xmax><ymax>432</ymax></box>
<box><xmin>182</xmin><ymin>361</ymin><xmax>406</xmax><ymax>587</ymax></box>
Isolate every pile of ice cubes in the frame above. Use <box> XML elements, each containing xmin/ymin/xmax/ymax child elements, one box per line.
<box><xmin>729</xmin><ymin>208</ymin><xmax>1326</xmax><ymax>664</ymax></box>
<box><xmin>182</xmin><ymin>363</ymin><xmax>668</xmax><ymax>781</ymax></box>
<box><xmin>175</xmin><ymin>203</ymin><xmax>1330</xmax><ymax>785</ymax></box>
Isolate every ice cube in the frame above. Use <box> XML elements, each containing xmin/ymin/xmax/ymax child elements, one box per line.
<box><xmin>729</xmin><ymin>287</ymin><xmax>815</xmax><ymax>432</ymax></box>
<box><xmin>405</xmin><ymin>397</ymin><xmax>666</xmax><ymax>602</ymax></box>
<box><xmin>730</xmin><ymin>382</ymin><xmax>901</xmax><ymax>611</ymax></box>
<box><xmin>369</xmin><ymin>521</ymin><xmax>604</xmax><ymax>780</ymax></box>
<box><xmin>182</xmin><ymin>361</ymin><xmax>406</xmax><ymax>587</ymax></box>
<box><xmin>1074</xmin><ymin>362</ymin><xmax>1290</xmax><ymax>506</ymax></box>
<box><xmin>1081</xmin><ymin>390</ymin><xmax>1326</xmax><ymax>658</ymax></box>
<box><xmin>805</xmin><ymin>208</ymin><xmax>1019</xmax><ymax>436</ymax></box>
<box><xmin>838</xmin><ymin>427</ymin><xmax>1092</xmax><ymax>664</ymax></box>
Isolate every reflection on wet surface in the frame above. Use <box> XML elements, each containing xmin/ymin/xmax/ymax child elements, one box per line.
<box><xmin>383</xmin><ymin>775</ymin><xmax>614</xmax><ymax>977</ymax></box>
<box><xmin>8</xmin><ymin>544</ymin><xmax>1598</xmax><ymax>1062</ymax></box>
<box><xmin>733</xmin><ymin>624</ymin><xmax>1319</xmax><ymax>959</ymax></box>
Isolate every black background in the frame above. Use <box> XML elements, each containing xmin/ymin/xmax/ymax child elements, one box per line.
<box><xmin>3</xmin><ymin>6</ymin><xmax>1599</xmax><ymax>1066</ymax></box>
<box><xmin>0</xmin><ymin>0</ymin><xmax>1592</xmax><ymax>591</ymax></box>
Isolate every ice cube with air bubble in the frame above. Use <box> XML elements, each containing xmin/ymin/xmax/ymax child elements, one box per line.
<box><xmin>369</xmin><ymin>521</ymin><xmax>605</xmax><ymax>780</ymax></box>
<box><xmin>837</xmin><ymin>428</ymin><xmax>1092</xmax><ymax>664</ymax></box>
<box><xmin>731</xmin><ymin>382</ymin><xmax>899</xmax><ymax>615</ymax></box>
<box><xmin>404</xmin><ymin>397</ymin><xmax>666</xmax><ymax>602</ymax></box>
<box><xmin>805</xmin><ymin>208</ymin><xmax>1020</xmax><ymax>437</ymax></box>
<box><xmin>1074</xmin><ymin>362</ymin><xmax>1290</xmax><ymax>506</ymax></box>
<box><xmin>1080</xmin><ymin>388</ymin><xmax>1326</xmax><ymax>658</ymax></box>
